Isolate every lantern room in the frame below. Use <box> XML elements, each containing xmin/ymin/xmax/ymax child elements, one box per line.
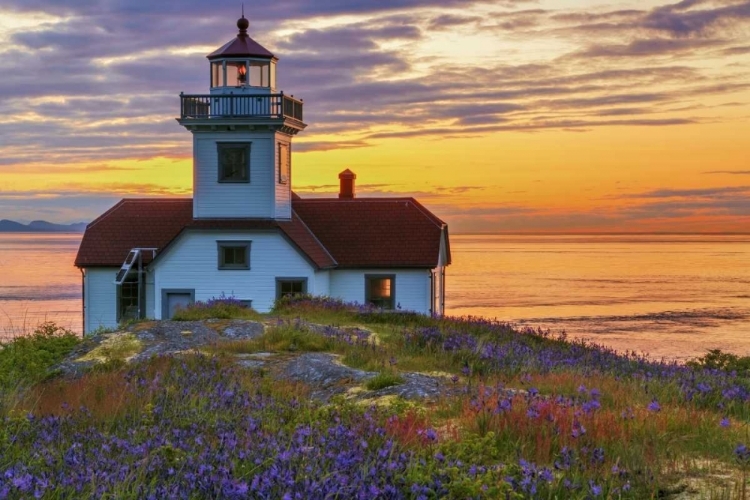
<box><xmin>207</xmin><ymin>15</ymin><xmax>277</xmax><ymax>95</ymax></box>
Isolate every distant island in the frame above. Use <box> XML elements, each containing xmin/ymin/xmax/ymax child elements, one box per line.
<box><xmin>0</xmin><ymin>219</ymin><xmax>87</xmax><ymax>233</ymax></box>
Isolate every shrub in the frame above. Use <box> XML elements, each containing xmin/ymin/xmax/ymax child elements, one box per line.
<box><xmin>272</xmin><ymin>294</ymin><xmax>370</xmax><ymax>314</ymax></box>
<box><xmin>365</xmin><ymin>371</ymin><xmax>405</xmax><ymax>391</ymax></box>
<box><xmin>172</xmin><ymin>294</ymin><xmax>261</xmax><ymax>321</ymax></box>
<box><xmin>687</xmin><ymin>349</ymin><xmax>750</xmax><ymax>376</ymax></box>
<box><xmin>0</xmin><ymin>322</ymin><xmax>80</xmax><ymax>411</ymax></box>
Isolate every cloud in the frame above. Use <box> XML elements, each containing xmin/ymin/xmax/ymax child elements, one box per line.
<box><xmin>427</xmin><ymin>14</ymin><xmax>481</xmax><ymax>30</ymax></box>
<box><xmin>578</xmin><ymin>38</ymin><xmax>724</xmax><ymax>58</ymax></box>
<box><xmin>642</xmin><ymin>0</ymin><xmax>750</xmax><ymax>36</ymax></box>
<box><xmin>1</xmin><ymin>0</ymin><xmax>747</xmax><ymax>167</ymax></box>
<box><xmin>618</xmin><ymin>186</ymin><xmax>750</xmax><ymax>198</ymax></box>
<box><xmin>723</xmin><ymin>45</ymin><xmax>750</xmax><ymax>54</ymax></box>
<box><xmin>294</xmin><ymin>140</ymin><xmax>372</xmax><ymax>152</ymax></box>
<box><xmin>0</xmin><ymin>0</ymin><xmax>749</xmax><ymax>228</ymax></box>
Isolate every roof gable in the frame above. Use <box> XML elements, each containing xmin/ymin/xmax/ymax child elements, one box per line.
<box><xmin>292</xmin><ymin>198</ymin><xmax>445</xmax><ymax>268</ymax></box>
<box><xmin>75</xmin><ymin>199</ymin><xmax>335</xmax><ymax>269</ymax></box>
<box><xmin>75</xmin><ymin>199</ymin><xmax>193</xmax><ymax>268</ymax></box>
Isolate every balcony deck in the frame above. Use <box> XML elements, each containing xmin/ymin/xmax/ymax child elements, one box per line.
<box><xmin>179</xmin><ymin>93</ymin><xmax>303</xmax><ymax>122</ymax></box>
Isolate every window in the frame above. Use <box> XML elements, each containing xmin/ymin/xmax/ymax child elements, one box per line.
<box><xmin>365</xmin><ymin>275</ymin><xmax>395</xmax><ymax>310</ymax></box>
<box><xmin>278</xmin><ymin>142</ymin><xmax>290</xmax><ymax>184</ymax></box>
<box><xmin>118</xmin><ymin>279</ymin><xmax>139</xmax><ymax>322</ymax></box>
<box><xmin>218</xmin><ymin>241</ymin><xmax>251</xmax><ymax>270</ymax></box>
<box><xmin>249</xmin><ymin>61</ymin><xmax>271</xmax><ymax>87</ymax></box>
<box><xmin>226</xmin><ymin>62</ymin><xmax>247</xmax><ymax>86</ymax></box>
<box><xmin>211</xmin><ymin>61</ymin><xmax>224</xmax><ymax>87</ymax></box>
<box><xmin>217</xmin><ymin>143</ymin><xmax>250</xmax><ymax>183</ymax></box>
<box><xmin>276</xmin><ymin>278</ymin><xmax>307</xmax><ymax>299</ymax></box>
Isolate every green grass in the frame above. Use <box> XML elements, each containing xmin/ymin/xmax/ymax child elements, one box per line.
<box><xmin>365</xmin><ymin>371</ymin><xmax>405</xmax><ymax>391</ymax></box>
<box><xmin>171</xmin><ymin>303</ymin><xmax>263</xmax><ymax>321</ymax></box>
<box><xmin>0</xmin><ymin>322</ymin><xmax>80</xmax><ymax>413</ymax></box>
<box><xmin>210</xmin><ymin>323</ymin><xmax>335</xmax><ymax>354</ymax></box>
<box><xmin>0</xmin><ymin>322</ymin><xmax>79</xmax><ymax>388</ymax></box>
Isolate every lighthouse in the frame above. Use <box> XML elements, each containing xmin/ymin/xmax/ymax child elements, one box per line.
<box><xmin>76</xmin><ymin>14</ymin><xmax>450</xmax><ymax>333</ymax></box>
<box><xmin>177</xmin><ymin>14</ymin><xmax>306</xmax><ymax>221</ymax></box>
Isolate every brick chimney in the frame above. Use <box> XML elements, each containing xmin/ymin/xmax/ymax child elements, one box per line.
<box><xmin>338</xmin><ymin>169</ymin><xmax>356</xmax><ymax>199</ymax></box>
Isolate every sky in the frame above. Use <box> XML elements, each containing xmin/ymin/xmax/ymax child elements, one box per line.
<box><xmin>0</xmin><ymin>0</ymin><xmax>748</xmax><ymax>233</ymax></box>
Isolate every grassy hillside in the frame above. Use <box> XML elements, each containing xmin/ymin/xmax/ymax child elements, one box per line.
<box><xmin>1</xmin><ymin>296</ymin><xmax>749</xmax><ymax>499</ymax></box>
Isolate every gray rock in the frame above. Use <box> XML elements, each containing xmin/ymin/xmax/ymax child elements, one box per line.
<box><xmin>366</xmin><ymin>372</ymin><xmax>446</xmax><ymax>401</ymax></box>
<box><xmin>221</xmin><ymin>320</ymin><xmax>264</xmax><ymax>339</ymax></box>
<box><xmin>52</xmin><ymin>319</ymin><xmax>461</xmax><ymax>406</ymax></box>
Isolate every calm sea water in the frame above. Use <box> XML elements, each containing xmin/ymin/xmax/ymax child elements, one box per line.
<box><xmin>0</xmin><ymin>234</ymin><xmax>83</xmax><ymax>337</ymax></box>
<box><xmin>1</xmin><ymin>233</ymin><xmax>749</xmax><ymax>361</ymax></box>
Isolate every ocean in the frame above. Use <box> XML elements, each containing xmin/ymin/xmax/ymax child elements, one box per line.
<box><xmin>1</xmin><ymin>233</ymin><xmax>749</xmax><ymax>362</ymax></box>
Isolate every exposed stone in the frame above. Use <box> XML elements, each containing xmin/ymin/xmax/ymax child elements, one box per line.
<box><xmin>221</xmin><ymin>320</ymin><xmax>265</xmax><ymax>339</ymax></box>
<box><xmin>55</xmin><ymin>319</ymin><xmax>265</xmax><ymax>377</ymax></box>
<box><xmin>53</xmin><ymin>319</ymin><xmax>457</xmax><ymax>405</ymax></box>
<box><xmin>278</xmin><ymin>353</ymin><xmax>373</xmax><ymax>401</ymax></box>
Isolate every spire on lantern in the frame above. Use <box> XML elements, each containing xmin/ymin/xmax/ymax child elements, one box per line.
<box><xmin>237</xmin><ymin>6</ymin><xmax>249</xmax><ymax>36</ymax></box>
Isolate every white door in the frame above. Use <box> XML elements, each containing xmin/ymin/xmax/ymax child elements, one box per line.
<box><xmin>166</xmin><ymin>293</ymin><xmax>193</xmax><ymax>319</ymax></box>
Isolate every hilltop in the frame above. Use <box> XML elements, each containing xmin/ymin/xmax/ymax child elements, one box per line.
<box><xmin>0</xmin><ymin>296</ymin><xmax>748</xmax><ymax>499</ymax></box>
<box><xmin>0</xmin><ymin>219</ymin><xmax>87</xmax><ymax>233</ymax></box>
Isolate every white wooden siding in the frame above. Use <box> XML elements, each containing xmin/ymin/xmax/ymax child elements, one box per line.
<box><xmin>329</xmin><ymin>269</ymin><xmax>432</xmax><ymax>314</ymax></box>
<box><xmin>152</xmin><ymin>230</ymin><xmax>317</xmax><ymax>315</ymax></box>
<box><xmin>145</xmin><ymin>270</ymin><xmax>156</xmax><ymax>319</ymax></box>
<box><xmin>313</xmin><ymin>271</ymin><xmax>330</xmax><ymax>296</ymax></box>
<box><xmin>439</xmin><ymin>228</ymin><xmax>449</xmax><ymax>267</ymax></box>
<box><xmin>192</xmin><ymin>132</ymin><xmax>275</xmax><ymax>218</ymax></box>
<box><xmin>274</xmin><ymin>133</ymin><xmax>292</xmax><ymax>219</ymax></box>
<box><xmin>84</xmin><ymin>268</ymin><xmax>119</xmax><ymax>334</ymax></box>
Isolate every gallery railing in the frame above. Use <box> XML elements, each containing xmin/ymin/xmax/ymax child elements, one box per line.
<box><xmin>180</xmin><ymin>93</ymin><xmax>303</xmax><ymax>121</ymax></box>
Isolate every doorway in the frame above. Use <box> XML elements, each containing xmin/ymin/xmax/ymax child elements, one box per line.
<box><xmin>161</xmin><ymin>289</ymin><xmax>195</xmax><ymax>319</ymax></box>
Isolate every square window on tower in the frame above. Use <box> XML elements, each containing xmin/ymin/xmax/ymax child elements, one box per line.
<box><xmin>217</xmin><ymin>143</ymin><xmax>251</xmax><ymax>183</ymax></box>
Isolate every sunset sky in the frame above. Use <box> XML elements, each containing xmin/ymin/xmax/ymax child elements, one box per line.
<box><xmin>0</xmin><ymin>0</ymin><xmax>748</xmax><ymax>233</ymax></box>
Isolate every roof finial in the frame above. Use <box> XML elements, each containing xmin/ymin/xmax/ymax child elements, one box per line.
<box><xmin>237</xmin><ymin>5</ymin><xmax>249</xmax><ymax>37</ymax></box>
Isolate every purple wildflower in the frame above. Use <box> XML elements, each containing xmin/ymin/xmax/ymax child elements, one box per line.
<box><xmin>647</xmin><ymin>399</ymin><xmax>661</xmax><ymax>412</ymax></box>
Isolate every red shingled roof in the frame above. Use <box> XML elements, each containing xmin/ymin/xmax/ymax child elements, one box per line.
<box><xmin>75</xmin><ymin>199</ymin><xmax>193</xmax><ymax>268</ymax></box>
<box><xmin>75</xmin><ymin>197</ymin><xmax>446</xmax><ymax>270</ymax></box>
<box><xmin>293</xmin><ymin>198</ymin><xmax>446</xmax><ymax>268</ymax></box>
<box><xmin>207</xmin><ymin>35</ymin><xmax>275</xmax><ymax>60</ymax></box>
<box><xmin>74</xmin><ymin>199</ymin><xmax>336</xmax><ymax>269</ymax></box>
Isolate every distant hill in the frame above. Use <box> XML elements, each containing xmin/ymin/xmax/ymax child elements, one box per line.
<box><xmin>0</xmin><ymin>219</ymin><xmax>87</xmax><ymax>233</ymax></box>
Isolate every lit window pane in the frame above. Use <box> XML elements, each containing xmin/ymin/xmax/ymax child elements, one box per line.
<box><xmin>211</xmin><ymin>62</ymin><xmax>224</xmax><ymax>87</ymax></box>
<box><xmin>367</xmin><ymin>277</ymin><xmax>394</xmax><ymax>309</ymax></box>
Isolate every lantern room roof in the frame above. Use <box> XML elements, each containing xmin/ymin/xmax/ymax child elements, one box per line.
<box><xmin>207</xmin><ymin>15</ymin><xmax>275</xmax><ymax>61</ymax></box>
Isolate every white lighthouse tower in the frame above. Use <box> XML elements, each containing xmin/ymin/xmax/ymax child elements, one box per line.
<box><xmin>178</xmin><ymin>14</ymin><xmax>306</xmax><ymax>220</ymax></box>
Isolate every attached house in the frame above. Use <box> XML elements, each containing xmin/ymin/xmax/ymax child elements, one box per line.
<box><xmin>74</xmin><ymin>15</ymin><xmax>451</xmax><ymax>334</ymax></box>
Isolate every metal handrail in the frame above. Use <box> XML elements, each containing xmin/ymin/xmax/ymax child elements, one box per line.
<box><xmin>179</xmin><ymin>93</ymin><xmax>303</xmax><ymax>121</ymax></box>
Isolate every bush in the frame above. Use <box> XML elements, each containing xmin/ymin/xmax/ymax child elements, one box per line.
<box><xmin>0</xmin><ymin>322</ymin><xmax>80</xmax><ymax>392</ymax></box>
<box><xmin>687</xmin><ymin>349</ymin><xmax>750</xmax><ymax>375</ymax></box>
<box><xmin>172</xmin><ymin>295</ymin><xmax>261</xmax><ymax>321</ymax></box>
<box><xmin>271</xmin><ymin>294</ymin><xmax>369</xmax><ymax>314</ymax></box>
<box><xmin>365</xmin><ymin>371</ymin><xmax>405</xmax><ymax>391</ymax></box>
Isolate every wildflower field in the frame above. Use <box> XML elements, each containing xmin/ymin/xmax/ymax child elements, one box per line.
<box><xmin>1</xmin><ymin>296</ymin><xmax>749</xmax><ymax>499</ymax></box>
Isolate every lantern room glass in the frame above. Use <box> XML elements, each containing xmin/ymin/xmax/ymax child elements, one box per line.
<box><xmin>211</xmin><ymin>62</ymin><xmax>224</xmax><ymax>87</ymax></box>
<box><xmin>210</xmin><ymin>60</ymin><xmax>276</xmax><ymax>88</ymax></box>
<box><xmin>248</xmin><ymin>61</ymin><xmax>271</xmax><ymax>87</ymax></box>
<box><xmin>226</xmin><ymin>61</ymin><xmax>247</xmax><ymax>87</ymax></box>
